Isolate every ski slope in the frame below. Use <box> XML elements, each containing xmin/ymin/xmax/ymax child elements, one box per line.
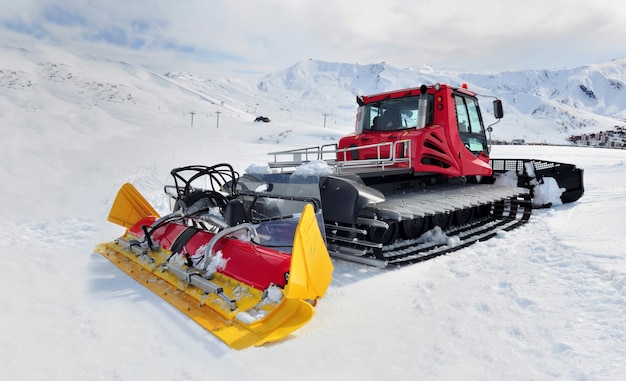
<box><xmin>1</xmin><ymin>43</ymin><xmax>626</xmax><ymax>380</ymax></box>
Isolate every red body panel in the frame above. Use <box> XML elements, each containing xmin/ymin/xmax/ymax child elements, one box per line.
<box><xmin>128</xmin><ymin>217</ymin><xmax>291</xmax><ymax>290</ymax></box>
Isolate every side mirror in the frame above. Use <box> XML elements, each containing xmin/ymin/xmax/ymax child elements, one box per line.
<box><xmin>493</xmin><ymin>99</ymin><xmax>504</xmax><ymax>119</ymax></box>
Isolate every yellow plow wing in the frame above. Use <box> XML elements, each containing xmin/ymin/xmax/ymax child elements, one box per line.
<box><xmin>285</xmin><ymin>204</ymin><xmax>334</xmax><ymax>301</ymax></box>
<box><xmin>106</xmin><ymin>183</ymin><xmax>160</xmax><ymax>228</ymax></box>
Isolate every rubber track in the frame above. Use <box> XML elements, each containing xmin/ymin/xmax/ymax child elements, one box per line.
<box><xmin>327</xmin><ymin>193</ymin><xmax>531</xmax><ymax>267</ymax></box>
<box><xmin>383</xmin><ymin>195</ymin><xmax>531</xmax><ymax>265</ymax></box>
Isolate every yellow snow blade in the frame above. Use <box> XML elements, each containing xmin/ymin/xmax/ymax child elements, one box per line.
<box><xmin>95</xmin><ymin>193</ymin><xmax>333</xmax><ymax>349</ymax></box>
<box><xmin>107</xmin><ymin>183</ymin><xmax>160</xmax><ymax>229</ymax></box>
<box><xmin>94</xmin><ymin>240</ymin><xmax>317</xmax><ymax>349</ymax></box>
<box><xmin>285</xmin><ymin>203</ymin><xmax>334</xmax><ymax>301</ymax></box>
<box><xmin>93</xmin><ymin>203</ymin><xmax>334</xmax><ymax>349</ymax></box>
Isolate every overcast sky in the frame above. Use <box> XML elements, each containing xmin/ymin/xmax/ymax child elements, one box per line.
<box><xmin>3</xmin><ymin>0</ymin><xmax>626</xmax><ymax>78</ymax></box>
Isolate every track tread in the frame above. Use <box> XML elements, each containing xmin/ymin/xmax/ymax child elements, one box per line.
<box><xmin>325</xmin><ymin>185</ymin><xmax>532</xmax><ymax>267</ymax></box>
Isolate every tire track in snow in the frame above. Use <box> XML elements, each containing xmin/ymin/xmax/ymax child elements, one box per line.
<box><xmin>464</xmin><ymin>209</ymin><xmax>626</xmax><ymax>380</ymax></box>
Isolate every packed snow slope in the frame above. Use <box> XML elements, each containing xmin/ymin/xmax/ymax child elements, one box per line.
<box><xmin>2</xmin><ymin>43</ymin><xmax>626</xmax><ymax>380</ymax></box>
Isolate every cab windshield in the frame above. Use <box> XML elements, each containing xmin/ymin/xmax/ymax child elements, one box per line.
<box><xmin>356</xmin><ymin>94</ymin><xmax>434</xmax><ymax>133</ymax></box>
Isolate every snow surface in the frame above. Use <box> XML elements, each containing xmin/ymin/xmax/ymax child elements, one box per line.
<box><xmin>2</xmin><ymin>44</ymin><xmax>626</xmax><ymax>380</ymax></box>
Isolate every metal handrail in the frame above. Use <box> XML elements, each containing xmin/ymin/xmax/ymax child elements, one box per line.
<box><xmin>267</xmin><ymin>140</ymin><xmax>411</xmax><ymax>174</ymax></box>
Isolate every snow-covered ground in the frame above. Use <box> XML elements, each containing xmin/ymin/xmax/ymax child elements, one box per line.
<box><xmin>2</xmin><ymin>44</ymin><xmax>626</xmax><ymax>380</ymax></box>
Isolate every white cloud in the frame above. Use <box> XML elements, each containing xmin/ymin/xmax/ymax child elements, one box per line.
<box><xmin>2</xmin><ymin>0</ymin><xmax>625</xmax><ymax>77</ymax></box>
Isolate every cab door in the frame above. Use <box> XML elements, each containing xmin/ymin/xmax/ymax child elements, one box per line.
<box><xmin>454</xmin><ymin>94</ymin><xmax>488</xmax><ymax>156</ymax></box>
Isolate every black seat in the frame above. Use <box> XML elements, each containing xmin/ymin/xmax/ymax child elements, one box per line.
<box><xmin>379</xmin><ymin>110</ymin><xmax>401</xmax><ymax>130</ymax></box>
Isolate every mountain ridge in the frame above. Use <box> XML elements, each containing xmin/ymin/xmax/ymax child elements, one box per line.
<box><xmin>2</xmin><ymin>42</ymin><xmax>625</xmax><ymax>144</ymax></box>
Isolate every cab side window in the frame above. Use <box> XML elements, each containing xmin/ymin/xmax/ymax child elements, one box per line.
<box><xmin>466</xmin><ymin>100</ymin><xmax>484</xmax><ymax>134</ymax></box>
<box><xmin>455</xmin><ymin>96</ymin><xmax>471</xmax><ymax>132</ymax></box>
<box><xmin>454</xmin><ymin>94</ymin><xmax>487</xmax><ymax>155</ymax></box>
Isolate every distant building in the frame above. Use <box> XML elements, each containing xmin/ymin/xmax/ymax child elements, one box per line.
<box><xmin>569</xmin><ymin>128</ymin><xmax>626</xmax><ymax>149</ymax></box>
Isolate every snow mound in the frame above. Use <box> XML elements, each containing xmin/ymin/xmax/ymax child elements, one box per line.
<box><xmin>494</xmin><ymin>170</ymin><xmax>519</xmax><ymax>187</ymax></box>
<box><xmin>292</xmin><ymin>160</ymin><xmax>334</xmax><ymax>177</ymax></box>
<box><xmin>532</xmin><ymin>177</ymin><xmax>565</xmax><ymax>207</ymax></box>
<box><xmin>245</xmin><ymin>163</ymin><xmax>272</xmax><ymax>175</ymax></box>
<box><xmin>419</xmin><ymin>226</ymin><xmax>461</xmax><ymax>247</ymax></box>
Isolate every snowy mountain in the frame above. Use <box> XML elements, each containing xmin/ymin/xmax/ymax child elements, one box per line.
<box><xmin>462</xmin><ymin>60</ymin><xmax>626</xmax><ymax>142</ymax></box>
<box><xmin>3</xmin><ymin>42</ymin><xmax>625</xmax><ymax>146</ymax></box>
<box><xmin>165</xmin><ymin>57</ymin><xmax>626</xmax><ymax>144</ymax></box>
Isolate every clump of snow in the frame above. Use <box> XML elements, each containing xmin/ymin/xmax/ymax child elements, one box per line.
<box><xmin>169</xmin><ymin>250</ymin><xmax>196</xmax><ymax>267</ymax></box>
<box><xmin>532</xmin><ymin>177</ymin><xmax>565</xmax><ymax>207</ymax></box>
<box><xmin>193</xmin><ymin>244</ymin><xmax>208</xmax><ymax>260</ymax></box>
<box><xmin>265</xmin><ymin>284</ymin><xmax>284</xmax><ymax>303</ymax></box>
<box><xmin>233</xmin><ymin>285</ymin><xmax>253</xmax><ymax>300</ymax></box>
<box><xmin>448</xmin><ymin>235</ymin><xmax>461</xmax><ymax>247</ymax></box>
<box><xmin>291</xmin><ymin>160</ymin><xmax>334</xmax><ymax>177</ymax></box>
<box><xmin>493</xmin><ymin>168</ymin><xmax>565</xmax><ymax>207</ymax></box>
<box><xmin>235</xmin><ymin>285</ymin><xmax>284</xmax><ymax>325</ymax></box>
<box><xmin>204</xmin><ymin>250</ymin><xmax>229</xmax><ymax>276</ymax></box>
<box><xmin>494</xmin><ymin>170</ymin><xmax>519</xmax><ymax>187</ymax></box>
<box><xmin>245</xmin><ymin>163</ymin><xmax>271</xmax><ymax>175</ymax></box>
<box><xmin>419</xmin><ymin>226</ymin><xmax>461</xmax><ymax>247</ymax></box>
<box><xmin>241</xmin><ymin>308</ymin><xmax>269</xmax><ymax>322</ymax></box>
<box><xmin>171</xmin><ymin>246</ymin><xmax>230</xmax><ymax>273</ymax></box>
<box><xmin>236</xmin><ymin>311</ymin><xmax>258</xmax><ymax>325</ymax></box>
<box><xmin>524</xmin><ymin>161</ymin><xmax>536</xmax><ymax>179</ymax></box>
